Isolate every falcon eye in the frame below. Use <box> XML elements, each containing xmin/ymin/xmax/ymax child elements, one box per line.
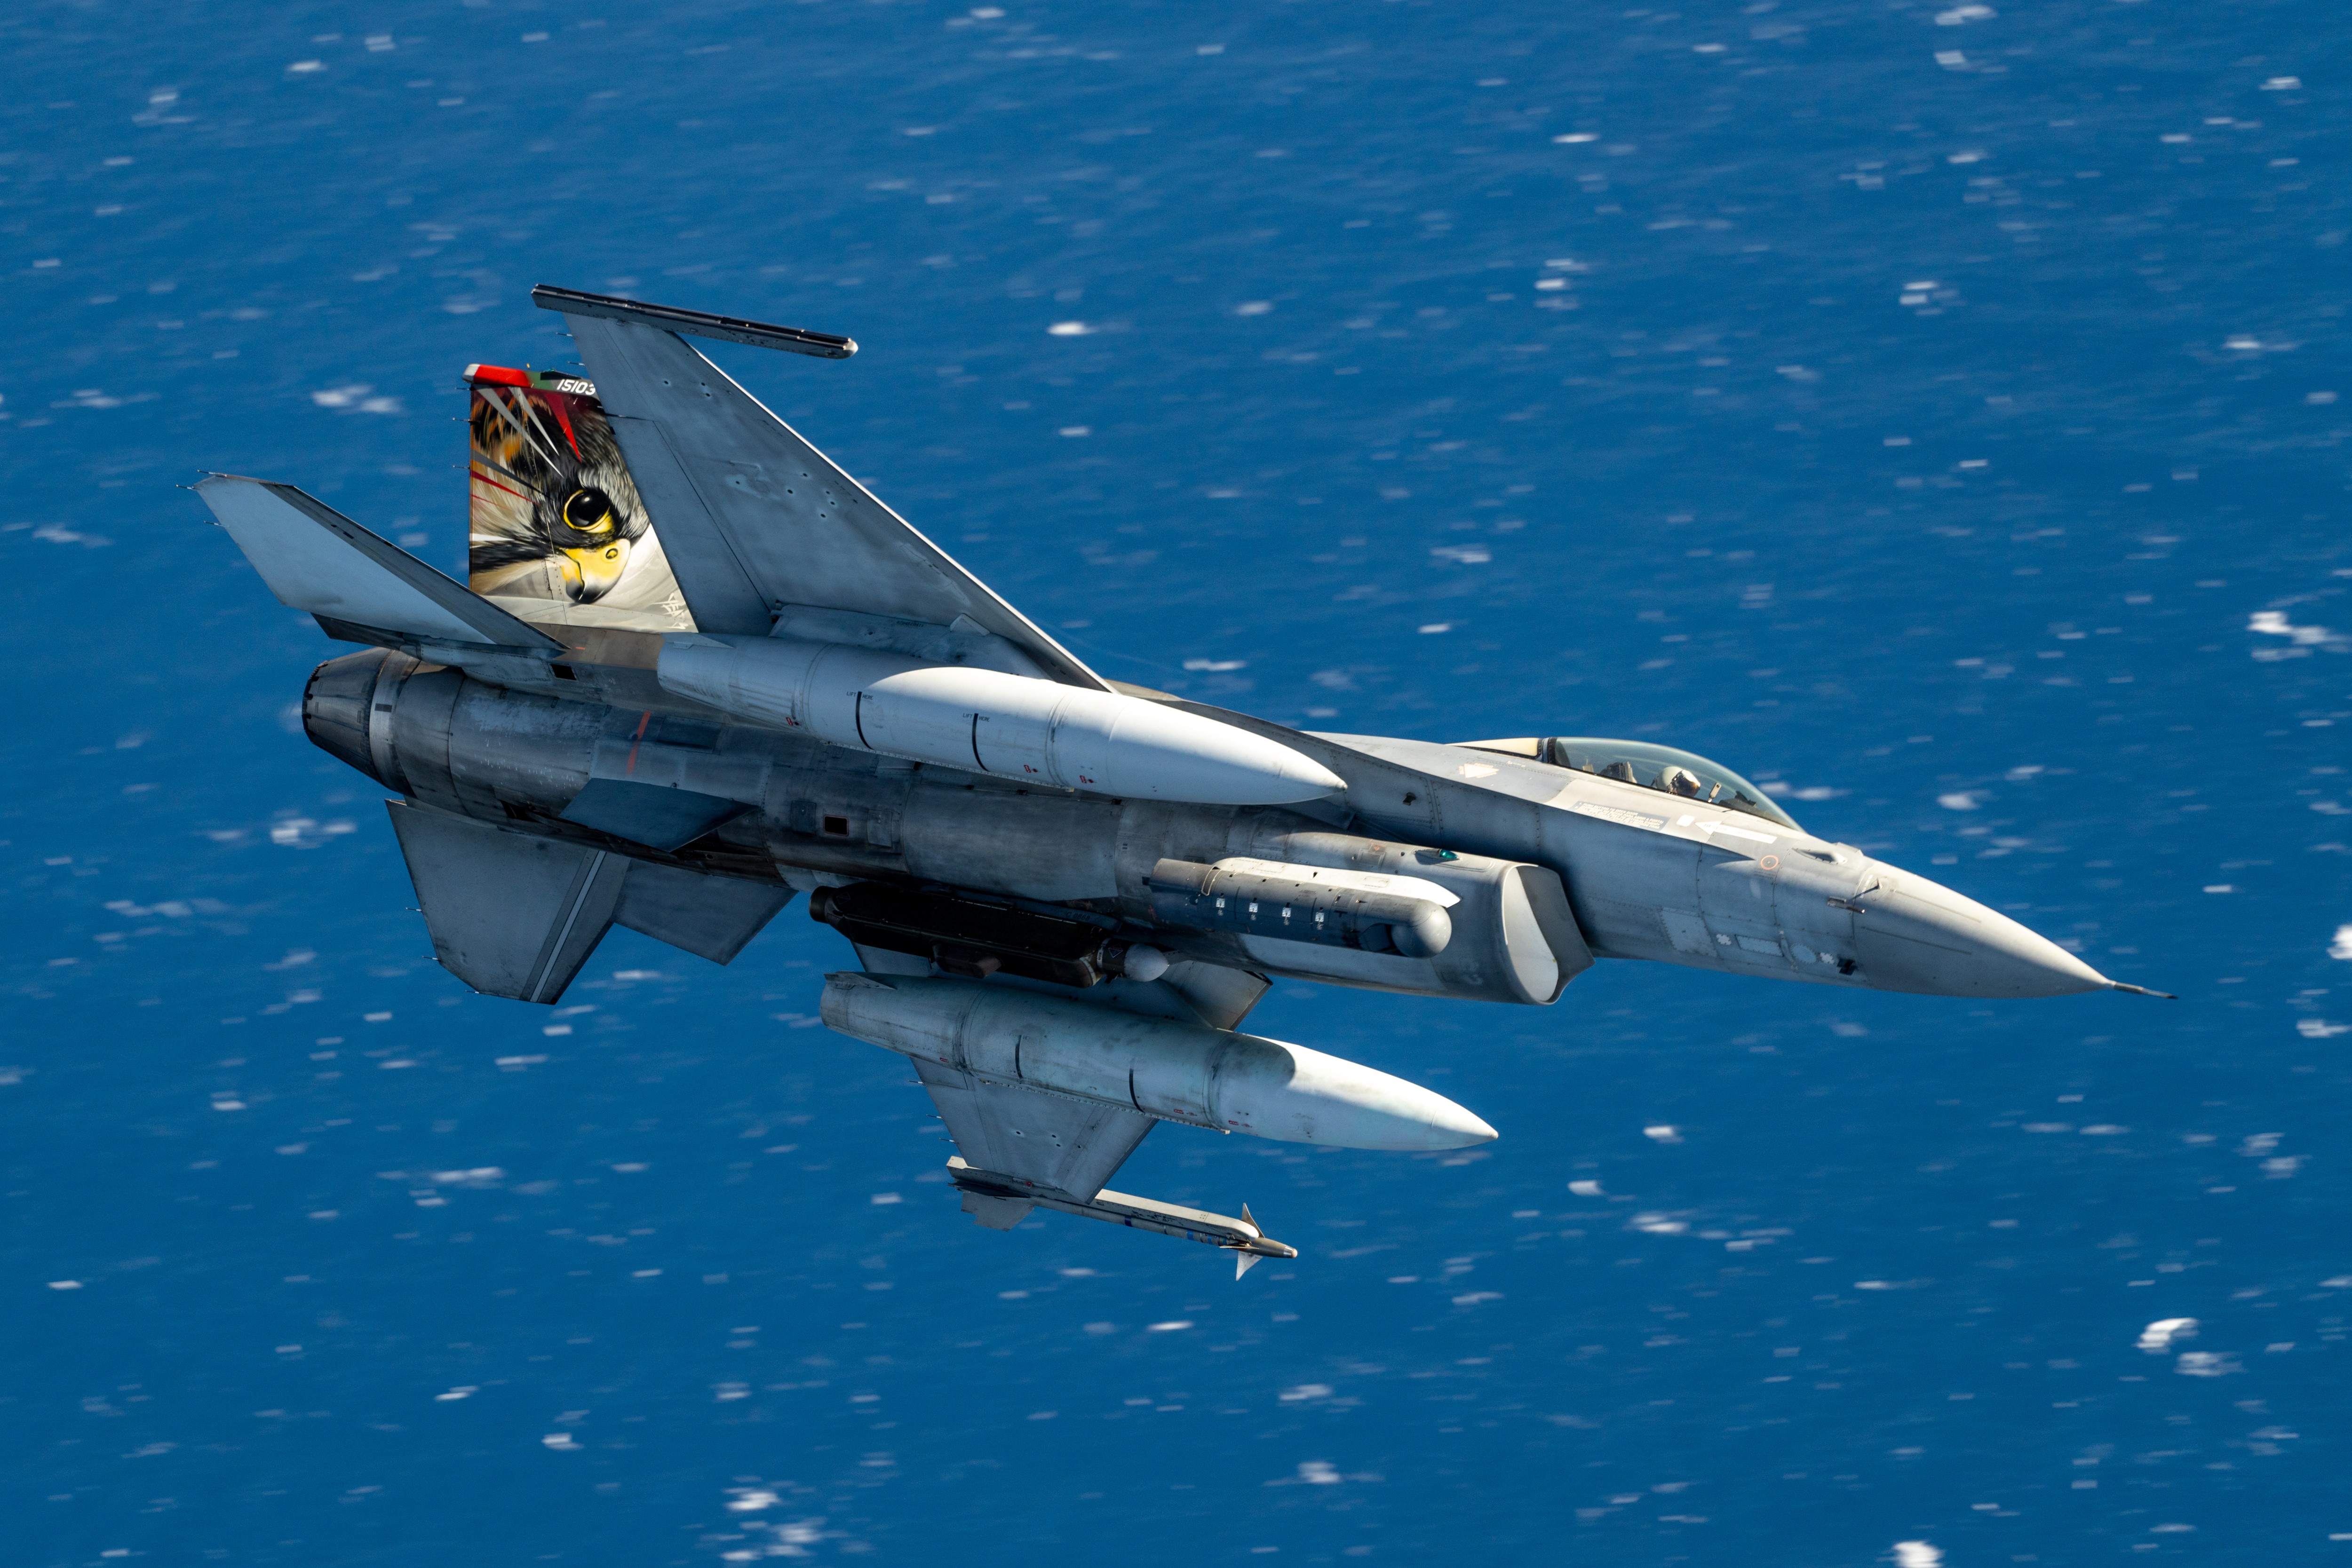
<box><xmin>561</xmin><ymin>486</ymin><xmax>617</xmax><ymax>533</ymax></box>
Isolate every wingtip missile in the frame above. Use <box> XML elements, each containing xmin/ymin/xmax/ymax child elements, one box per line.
<box><xmin>944</xmin><ymin>1158</ymin><xmax>1299</xmax><ymax>1266</ymax></box>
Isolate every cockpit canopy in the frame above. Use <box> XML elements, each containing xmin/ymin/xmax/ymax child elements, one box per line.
<box><xmin>1457</xmin><ymin>736</ymin><xmax>1801</xmax><ymax>830</ymax></box>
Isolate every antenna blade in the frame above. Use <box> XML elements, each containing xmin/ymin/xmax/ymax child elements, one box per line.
<box><xmin>532</xmin><ymin>285</ymin><xmax>856</xmax><ymax>359</ymax></box>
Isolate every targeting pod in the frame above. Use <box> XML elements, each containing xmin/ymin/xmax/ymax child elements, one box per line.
<box><xmin>1148</xmin><ymin>857</ymin><xmax>1454</xmax><ymax>958</ymax></box>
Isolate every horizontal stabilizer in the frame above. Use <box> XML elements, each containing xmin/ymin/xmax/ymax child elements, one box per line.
<box><xmin>198</xmin><ymin>475</ymin><xmax>558</xmax><ymax>651</ymax></box>
<box><xmin>389</xmin><ymin>804</ymin><xmax>788</xmax><ymax>1001</ymax></box>
<box><xmin>388</xmin><ymin>802</ymin><xmax>623</xmax><ymax>1003</ymax></box>
<box><xmin>613</xmin><ymin>861</ymin><xmax>792</xmax><ymax>965</ymax></box>
<box><xmin>559</xmin><ymin>778</ymin><xmax>750</xmax><ymax>852</ymax></box>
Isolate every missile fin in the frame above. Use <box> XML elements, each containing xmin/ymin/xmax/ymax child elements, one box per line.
<box><xmin>1235</xmin><ymin>1250</ymin><xmax>1261</xmax><ymax>1280</ymax></box>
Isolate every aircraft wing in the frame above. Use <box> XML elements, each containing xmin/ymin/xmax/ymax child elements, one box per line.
<box><xmin>535</xmin><ymin>286</ymin><xmax>1109</xmax><ymax>691</ymax></box>
<box><xmin>846</xmin><ymin>943</ymin><xmax>1291</xmax><ymax>1269</ymax></box>
<box><xmin>386</xmin><ymin>802</ymin><xmax>792</xmax><ymax>1004</ymax></box>
<box><xmin>914</xmin><ymin>1059</ymin><xmax>1156</xmax><ymax>1215</ymax></box>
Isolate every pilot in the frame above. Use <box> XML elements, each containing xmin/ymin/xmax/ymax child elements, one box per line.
<box><xmin>1659</xmin><ymin>765</ymin><xmax>1705</xmax><ymax>797</ymax></box>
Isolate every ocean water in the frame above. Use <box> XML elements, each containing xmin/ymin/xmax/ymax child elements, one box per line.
<box><xmin>4</xmin><ymin>2</ymin><xmax>2347</xmax><ymax>1564</ymax></box>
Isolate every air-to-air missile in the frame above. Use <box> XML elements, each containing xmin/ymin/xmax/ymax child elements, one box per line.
<box><xmin>199</xmin><ymin>286</ymin><xmax>2166</xmax><ymax>1275</ymax></box>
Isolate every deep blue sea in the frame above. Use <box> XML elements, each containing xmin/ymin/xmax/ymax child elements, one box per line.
<box><xmin>5</xmin><ymin>3</ymin><xmax>2347</xmax><ymax>1563</ymax></box>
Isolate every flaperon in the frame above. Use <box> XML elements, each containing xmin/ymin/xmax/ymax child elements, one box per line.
<box><xmin>199</xmin><ymin>286</ymin><xmax>2164</xmax><ymax>1275</ymax></box>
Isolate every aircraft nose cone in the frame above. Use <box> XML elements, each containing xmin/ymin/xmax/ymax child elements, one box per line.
<box><xmin>1851</xmin><ymin>864</ymin><xmax>2109</xmax><ymax>999</ymax></box>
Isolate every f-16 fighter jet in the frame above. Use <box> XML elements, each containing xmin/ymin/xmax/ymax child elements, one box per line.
<box><xmin>199</xmin><ymin>287</ymin><xmax>2162</xmax><ymax>1274</ymax></box>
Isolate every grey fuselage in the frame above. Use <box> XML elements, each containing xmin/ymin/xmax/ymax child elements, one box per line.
<box><xmin>304</xmin><ymin>641</ymin><xmax>2108</xmax><ymax>1005</ymax></box>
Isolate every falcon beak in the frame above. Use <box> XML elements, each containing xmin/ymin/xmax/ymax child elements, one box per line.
<box><xmin>559</xmin><ymin>539</ymin><xmax>630</xmax><ymax>603</ymax></box>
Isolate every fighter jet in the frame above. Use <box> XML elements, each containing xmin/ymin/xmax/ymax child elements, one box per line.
<box><xmin>198</xmin><ymin>287</ymin><xmax>2162</xmax><ymax>1274</ymax></box>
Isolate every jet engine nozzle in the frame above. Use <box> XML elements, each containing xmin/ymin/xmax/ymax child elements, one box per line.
<box><xmin>302</xmin><ymin>646</ymin><xmax>425</xmax><ymax>793</ymax></box>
